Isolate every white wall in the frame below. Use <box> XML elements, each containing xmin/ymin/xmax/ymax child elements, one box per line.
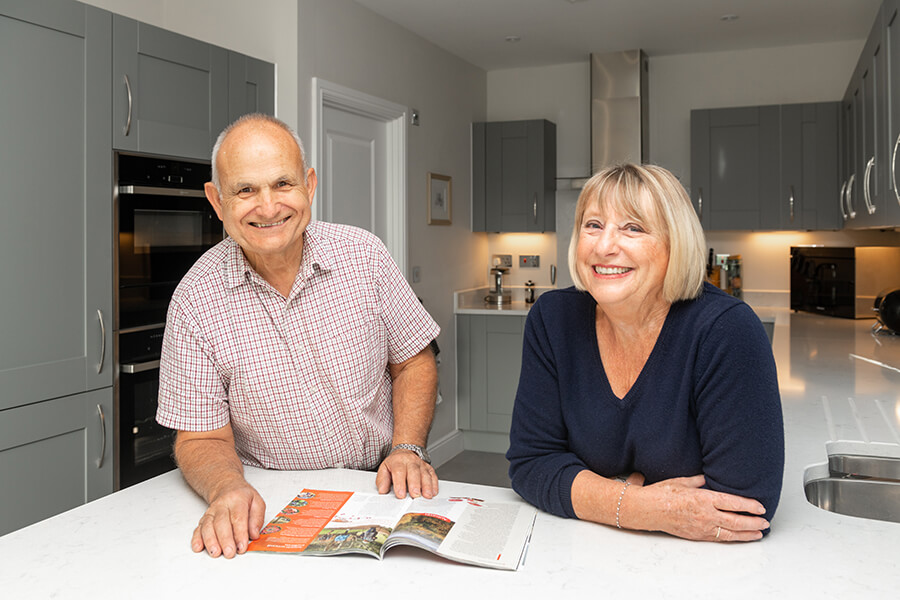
<box><xmin>295</xmin><ymin>0</ymin><xmax>487</xmax><ymax>452</ymax></box>
<box><xmin>485</xmin><ymin>40</ymin><xmax>900</xmax><ymax>301</ymax></box>
<box><xmin>82</xmin><ymin>0</ymin><xmax>299</xmax><ymax>130</ymax></box>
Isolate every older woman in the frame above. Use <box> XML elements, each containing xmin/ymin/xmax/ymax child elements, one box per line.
<box><xmin>507</xmin><ymin>163</ymin><xmax>784</xmax><ymax>542</ymax></box>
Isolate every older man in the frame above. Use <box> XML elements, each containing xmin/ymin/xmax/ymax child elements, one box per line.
<box><xmin>156</xmin><ymin>114</ymin><xmax>440</xmax><ymax>559</ymax></box>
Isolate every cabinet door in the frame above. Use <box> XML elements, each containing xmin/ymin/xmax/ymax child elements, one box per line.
<box><xmin>776</xmin><ymin>103</ymin><xmax>840</xmax><ymax>230</ymax></box>
<box><xmin>478</xmin><ymin>120</ymin><xmax>555</xmax><ymax>232</ymax></box>
<box><xmin>456</xmin><ymin>314</ymin><xmax>525</xmax><ymax>433</ymax></box>
<box><xmin>113</xmin><ymin>15</ymin><xmax>228</xmax><ymax>160</ymax></box>
<box><xmin>884</xmin><ymin>0</ymin><xmax>900</xmax><ymax>224</ymax></box>
<box><xmin>839</xmin><ymin>97</ymin><xmax>855</xmax><ymax>226</ymax></box>
<box><xmin>691</xmin><ymin>107</ymin><xmax>778</xmax><ymax>230</ymax></box>
<box><xmin>228</xmin><ymin>51</ymin><xmax>275</xmax><ymax>121</ymax></box>
<box><xmin>0</xmin><ymin>388</ymin><xmax>113</xmax><ymax>536</ymax></box>
<box><xmin>854</xmin><ymin>10</ymin><xmax>887</xmax><ymax>227</ymax></box>
<box><xmin>0</xmin><ymin>1</ymin><xmax>113</xmax><ymax>411</ymax></box>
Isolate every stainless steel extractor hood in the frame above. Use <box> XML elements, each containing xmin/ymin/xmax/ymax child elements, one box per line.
<box><xmin>591</xmin><ymin>49</ymin><xmax>649</xmax><ymax>172</ymax></box>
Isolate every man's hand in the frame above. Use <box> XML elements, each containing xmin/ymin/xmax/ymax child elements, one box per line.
<box><xmin>191</xmin><ymin>479</ymin><xmax>266</xmax><ymax>558</ymax></box>
<box><xmin>174</xmin><ymin>425</ymin><xmax>266</xmax><ymax>558</ymax></box>
<box><xmin>376</xmin><ymin>448</ymin><xmax>438</xmax><ymax>499</ymax></box>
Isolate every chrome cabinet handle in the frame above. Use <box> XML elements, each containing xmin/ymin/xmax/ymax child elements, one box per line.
<box><xmin>846</xmin><ymin>174</ymin><xmax>857</xmax><ymax>219</ymax></box>
<box><xmin>697</xmin><ymin>187</ymin><xmax>703</xmax><ymax>219</ymax></box>
<box><xmin>123</xmin><ymin>74</ymin><xmax>133</xmax><ymax>136</ymax></box>
<box><xmin>96</xmin><ymin>403</ymin><xmax>106</xmax><ymax>468</ymax></box>
<box><xmin>839</xmin><ymin>180</ymin><xmax>848</xmax><ymax>220</ymax></box>
<box><xmin>863</xmin><ymin>156</ymin><xmax>876</xmax><ymax>215</ymax></box>
<box><xmin>892</xmin><ymin>132</ymin><xmax>900</xmax><ymax>207</ymax></box>
<box><xmin>97</xmin><ymin>309</ymin><xmax>106</xmax><ymax>374</ymax></box>
<box><xmin>788</xmin><ymin>185</ymin><xmax>795</xmax><ymax>222</ymax></box>
<box><xmin>532</xmin><ymin>193</ymin><xmax>538</xmax><ymax>222</ymax></box>
<box><xmin>120</xmin><ymin>359</ymin><xmax>160</xmax><ymax>374</ymax></box>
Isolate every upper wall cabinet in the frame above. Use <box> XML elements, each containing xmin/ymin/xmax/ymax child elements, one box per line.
<box><xmin>691</xmin><ymin>103</ymin><xmax>839</xmax><ymax>231</ymax></box>
<box><xmin>113</xmin><ymin>15</ymin><xmax>228</xmax><ymax>161</ymax></box>
<box><xmin>881</xmin><ymin>0</ymin><xmax>900</xmax><ymax>225</ymax></box>
<box><xmin>840</xmin><ymin>0</ymin><xmax>900</xmax><ymax>228</ymax></box>
<box><xmin>473</xmin><ymin>120</ymin><xmax>556</xmax><ymax>232</ymax></box>
<box><xmin>228</xmin><ymin>51</ymin><xmax>275</xmax><ymax>121</ymax></box>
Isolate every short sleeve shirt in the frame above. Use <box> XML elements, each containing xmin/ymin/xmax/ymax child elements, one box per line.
<box><xmin>156</xmin><ymin>221</ymin><xmax>441</xmax><ymax>470</ymax></box>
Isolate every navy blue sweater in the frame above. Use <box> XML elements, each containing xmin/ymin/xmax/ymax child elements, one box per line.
<box><xmin>507</xmin><ymin>283</ymin><xmax>784</xmax><ymax>525</ymax></box>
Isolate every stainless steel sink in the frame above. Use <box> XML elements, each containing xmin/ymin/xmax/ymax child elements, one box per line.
<box><xmin>805</xmin><ymin>454</ymin><xmax>900</xmax><ymax>524</ymax></box>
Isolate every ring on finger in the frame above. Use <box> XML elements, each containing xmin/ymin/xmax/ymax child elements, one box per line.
<box><xmin>715</xmin><ymin>526</ymin><xmax>721</xmax><ymax>540</ymax></box>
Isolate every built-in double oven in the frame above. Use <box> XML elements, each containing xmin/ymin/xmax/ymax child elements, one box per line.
<box><xmin>115</xmin><ymin>153</ymin><xmax>222</xmax><ymax>488</ymax></box>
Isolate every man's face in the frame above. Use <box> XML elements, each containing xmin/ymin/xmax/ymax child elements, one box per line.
<box><xmin>205</xmin><ymin>121</ymin><xmax>317</xmax><ymax>271</ymax></box>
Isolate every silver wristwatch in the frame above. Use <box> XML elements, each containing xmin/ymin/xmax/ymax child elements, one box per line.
<box><xmin>391</xmin><ymin>443</ymin><xmax>431</xmax><ymax>464</ymax></box>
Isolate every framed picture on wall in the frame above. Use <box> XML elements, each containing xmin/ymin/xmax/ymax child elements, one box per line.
<box><xmin>427</xmin><ymin>172</ymin><xmax>452</xmax><ymax>225</ymax></box>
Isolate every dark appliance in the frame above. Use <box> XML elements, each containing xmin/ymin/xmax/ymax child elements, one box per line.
<box><xmin>874</xmin><ymin>289</ymin><xmax>900</xmax><ymax>334</ymax></box>
<box><xmin>115</xmin><ymin>153</ymin><xmax>222</xmax><ymax>488</ymax></box>
<box><xmin>790</xmin><ymin>246</ymin><xmax>900</xmax><ymax>319</ymax></box>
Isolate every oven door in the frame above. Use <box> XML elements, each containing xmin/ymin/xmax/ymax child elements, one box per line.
<box><xmin>117</xmin><ymin>187</ymin><xmax>222</xmax><ymax>330</ymax></box>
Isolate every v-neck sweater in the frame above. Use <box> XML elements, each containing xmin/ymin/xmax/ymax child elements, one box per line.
<box><xmin>506</xmin><ymin>282</ymin><xmax>785</xmax><ymax>523</ymax></box>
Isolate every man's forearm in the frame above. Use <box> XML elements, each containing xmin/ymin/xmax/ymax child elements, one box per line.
<box><xmin>174</xmin><ymin>425</ymin><xmax>246</xmax><ymax>503</ymax></box>
<box><xmin>388</xmin><ymin>347</ymin><xmax>438</xmax><ymax>447</ymax></box>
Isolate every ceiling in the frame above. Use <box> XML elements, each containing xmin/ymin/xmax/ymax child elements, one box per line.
<box><xmin>353</xmin><ymin>0</ymin><xmax>883</xmax><ymax>71</ymax></box>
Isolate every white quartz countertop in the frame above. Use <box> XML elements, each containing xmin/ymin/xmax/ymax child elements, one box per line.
<box><xmin>2</xmin><ymin>311</ymin><xmax>900</xmax><ymax>598</ymax></box>
<box><xmin>454</xmin><ymin>286</ymin><xmax>552</xmax><ymax>315</ymax></box>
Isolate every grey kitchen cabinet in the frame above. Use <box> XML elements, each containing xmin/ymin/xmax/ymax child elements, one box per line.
<box><xmin>0</xmin><ymin>0</ymin><xmax>113</xmax><ymax>411</ymax></box>
<box><xmin>113</xmin><ymin>14</ymin><xmax>229</xmax><ymax>161</ymax></box>
<box><xmin>768</xmin><ymin>102</ymin><xmax>840</xmax><ymax>230</ymax></box>
<box><xmin>691</xmin><ymin>103</ymin><xmax>839</xmax><ymax>230</ymax></box>
<box><xmin>472</xmin><ymin>119</ymin><xmax>556</xmax><ymax>232</ymax></box>
<box><xmin>228</xmin><ymin>51</ymin><xmax>275</xmax><ymax>121</ymax></box>
<box><xmin>882</xmin><ymin>0</ymin><xmax>900</xmax><ymax>224</ymax></box>
<box><xmin>457</xmin><ymin>314</ymin><xmax>526</xmax><ymax>434</ymax></box>
<box><xmin>0</xmin><ymin>388</ymin><xmax>113</xmax><ymax>536</ymax></box>
<box><xmin>690</xmin><ymin>106</ymin><xmax>779</xmax><ymax>230</ymax></box>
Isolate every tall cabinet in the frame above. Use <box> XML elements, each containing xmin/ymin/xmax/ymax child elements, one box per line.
<box><xmin>0</xmin><ymin>0</ymin><xmax>113</xmax><ymax>535</ymax></box>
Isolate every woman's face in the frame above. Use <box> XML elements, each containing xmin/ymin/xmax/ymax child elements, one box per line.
<box><xmin>575</xmin><ymin>194</ymin><xmax>670</xmax><ymax>310</ymax></box>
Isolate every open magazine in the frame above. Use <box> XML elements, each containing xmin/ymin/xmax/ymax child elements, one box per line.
<box><xmin>246</xmin><ymin>489</ymin><xmax>537</xmax><ymax>570</ymax></box>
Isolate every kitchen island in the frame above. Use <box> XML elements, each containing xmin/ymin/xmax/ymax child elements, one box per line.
<box><xmin>2</xmin><ymin>310</ymin><xmax>900</xmax><ymax>598</ymax></box>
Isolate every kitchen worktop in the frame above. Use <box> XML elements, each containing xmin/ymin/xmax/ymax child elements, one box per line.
<box><xmin>2</xmin><ymin>311</ymin><xmax>900</xmax><ymax>598</ymax></box>
<box><xmin>454</xmin><ymin>286</ymin><xmax>553</xmax><ymax>315</ymax></box>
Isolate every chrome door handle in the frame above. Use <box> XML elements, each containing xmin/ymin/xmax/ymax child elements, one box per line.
<box><xmin>864</xmin><ymin>156</ymin><xmax>876</xmax><ymax>215</ymax></box>
<box><xmin>697</xmin><ymin>187</ymin><xmax>703</xmax><ymax>219</ymax></box>
<box><xmin>120</xmin><ymin>360</ymin><xmax>160</xmax><ymax>374</ymax></box>
<box><xmin>892</xmin><ymin>132</ymin><xmax>900</xmax><ymax>207</ymax></box>
<box><xmin>846</xmin><ymin>174</ymin><xmax>856</xmax><ymax>219</ymax></box>
<box><xmin>96</xmin><ymin>403</ymin><xmax>106</xmax><ymax>469</ymax></box>
<box><xmin>97</xmin><ymin>309</ymin><xmax>106</xmax><ymax>374</ymax></box>
<box><xmin>788</xmin><ymin>185</ymin><xmax>795</xmax><ymax>222</ymax></box>
<box><xmin>123</xmin><ymin>74</ymin><xmax>133</xmax><ymax>136</ymax></box>
<box><xmin>533</xmin><ymin>193</ymin><xmax>538</xmax><ymax>222</ymax></box>
<box><xmin>839</xmin><ymin>180</ymin><xmax>848</xmax><ymax>220</ymax></box>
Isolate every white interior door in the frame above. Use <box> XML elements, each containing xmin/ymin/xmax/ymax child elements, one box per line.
<box><xmin>321</xmin><ymin>106</ymin><xmax>388</xmax><ymax>243</ymax></box>
<box><xmin>312</xmin><ymin>78</ymin><xmax>407</xmax><ymax>275</ymax></box>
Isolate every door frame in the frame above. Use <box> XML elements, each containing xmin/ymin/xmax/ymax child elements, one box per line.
<box><xmin>311</xmin><ymin>78</ymin><xmax>408</xmax><ymax>275</ymax></box>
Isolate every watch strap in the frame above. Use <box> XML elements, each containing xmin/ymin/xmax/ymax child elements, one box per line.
<box><xmin>391</xmin><ymin>443</ymin><xmax>431</xmax><ymax>464</ymax></box>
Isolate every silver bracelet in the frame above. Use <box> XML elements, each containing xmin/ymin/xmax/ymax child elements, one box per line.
<box><xmin>615</xmin><ymin>481</ymin><xmax>631</xmax><ymax>529</ymax></box>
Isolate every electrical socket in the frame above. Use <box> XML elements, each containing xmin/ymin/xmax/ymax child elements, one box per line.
<box><xmin>411</xmin><ymin>266</ymin><xmax>421</xmax><ymax>283</ymax></box>
<box><xmin>520</xmin><ymin>255</ymin><xmax>540</xmax><ymax>268</ymax></box>
<box><xmin>492</xmin><ymin>254</ymin><xmax>513</xmax><ymax>268</ymax></box>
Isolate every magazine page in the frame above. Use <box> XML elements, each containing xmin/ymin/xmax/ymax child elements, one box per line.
<box><xmin>247</xmin><ymin>489</ymin><xmax>411</xmax><ymax>558</ymax></box>
<box><xmin>385</xmin><ymin>495</ymin><xmax>537</xmax><ymax>571</ymax></box>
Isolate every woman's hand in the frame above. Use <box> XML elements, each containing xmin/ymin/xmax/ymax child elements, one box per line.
<box><xmin>623</xmin><ymin>473</ymin><xmax>769</xmax><ymax>542</ymax></box>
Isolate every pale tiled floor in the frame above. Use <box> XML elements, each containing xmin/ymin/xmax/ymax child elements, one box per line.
<box><xmin>435</xmin><ymin>451</ymin><xmax>511</xmax><ymax>488</ymax></box>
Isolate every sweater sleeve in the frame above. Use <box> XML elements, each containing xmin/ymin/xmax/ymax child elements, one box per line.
<box><xmin>692</xmin><ymin>302</ymin><xmax>785</xmax><ymax>523</ymax></box>
<box><xmin>506</xmin><ymin>297</ymin><xmax>588</xmax><ymax>519</ymax></box>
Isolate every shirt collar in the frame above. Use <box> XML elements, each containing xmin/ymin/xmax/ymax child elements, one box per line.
<box><xmin>222</xmin><ymin>221</ymin><xmax>336</xmax><ymax>290</ymax></box>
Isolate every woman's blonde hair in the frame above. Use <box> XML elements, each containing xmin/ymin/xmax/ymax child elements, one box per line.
<box><xmin>567</xmin><ymin>163</ymin><xmax>707</xmax><ymax>303</ymax></box>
